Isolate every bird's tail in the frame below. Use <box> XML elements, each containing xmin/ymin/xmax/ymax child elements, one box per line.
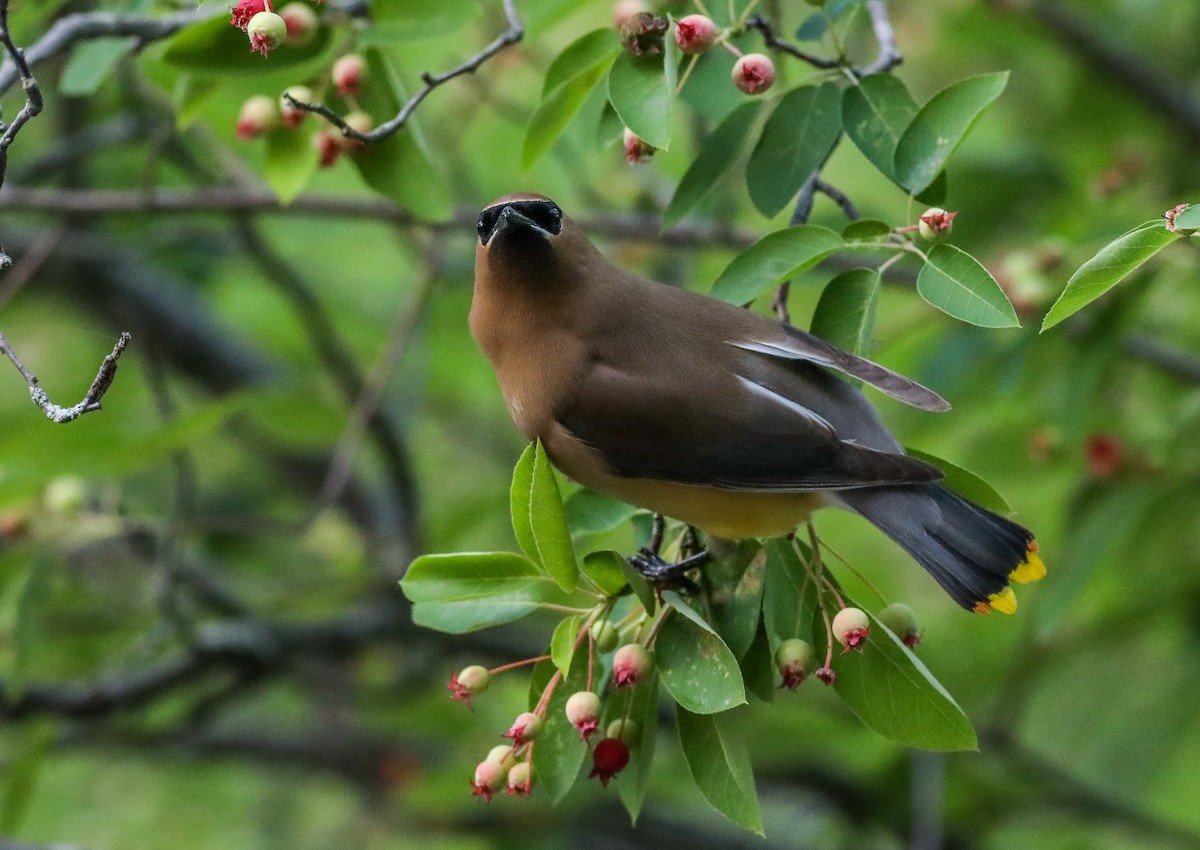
<box><xmin>838</xmin><ymin>483</ymin><xmax>1045</xmax><ymax>613</ymax></box>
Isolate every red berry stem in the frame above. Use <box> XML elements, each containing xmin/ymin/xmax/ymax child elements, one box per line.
<box><xmin>488</xmin><ymin>654</ymin><xmax>552</xmax><ymax>675</ymax></box>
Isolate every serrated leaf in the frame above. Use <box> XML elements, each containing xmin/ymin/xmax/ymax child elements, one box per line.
<box><xmin>611</xmin><ymin>673</ymin><xmax>660</xmax><ymax>821</ymax></box>
<box><xmin>656</xmin><ymin>598</ymin><xmax>746</xmax><ymax>714</ymax></box>
<box><xmin>543</xmin><ymin>28</ymin><xmax>621</xmax><ymax>98</ymax></box>
<box><xmin>810</xmin><ymin>268</ymin><xmax>880</xmax><ymax>359</ymax></box>
<box><xmin>894</xmin><ymin>72</ymin><xmax>1008</xmax><ymax>194</ymax></box>
<box><xmin>905</xmin><ymin>449</ymin><xmax>1011</xmax><ymax>514</ymax></box>
<box><xmin>831</xmin><ymin>595</ymin><xmax>977</xmax><ymax>750</ymax></box>
<box><xmin>746</xmin><ymin>83</ymin><xmax>842</xmax><ymax>217</ymax></box>
<box><xmin>264</xmin><ymin>126</ymin><xmax>318</xmax><ymax>203</ymax></box>
<box><xmin>528</xmin><ymin>647</ymin><xmax>591</xmax><ymax>803</ymax></box>
<box><xmin>607</xmin><ymin>50</ymin><xmax>672</xmax><ymax>150</ymax></box>
<box><xmin>551</xmin><ymin>615</ymin><xmax>583</xmax><ymax>675</ymax></box>
<box><xmin>530</xmin><ymin>441</ymin><xmax>580</xmax><ymax>591</ymax></box>
<box><xmin>162</xmin><ymin>14</ymin><xmax>333</xmax><ymax>76</ymax></box>
<box><xmin>583</xmin><ymin>550</ymin><xmax>631</xmax><ymax>596</ymax></box>
<box><xmin>917</xmin><ymin>244</ymin><xmax>1020</xmax><ymax>328</ymax></box>
<box><xmin>663</xmin><ymin>101</ymin><xmax>762</xmax><ymax>229</ymax></box>
<box><xmin>566</xmin><ymin>488</ymin><xmax>638</xmax><ymax>537</ymax></box>
<box><xmin>842</xmin><ymin>74</ymin><xmax>917</xmax><ymax>184</ymax></box>
<box><xmin>710</xmin><ymin>225</ymin><xmax>845</xmax><ymax>304</ymax></box>
<box><xmin>523</xmin><ymin>62</ymin><xmax>610</xmax><ymax>169</ymax></box>
<box><xmin>59</xmin><ymin>37</ymin><xmax>136</xmax><ymax>96</ymax></box>
<box><xmin>1040</xmin><ymin>220</ymin><xmax>1178</xmax><ymax>331</ymax></box>
<box><xmin>761</xmin><ymin>538</ymin><xmax>817</xmax><ymax>654</ymax></box>
<box><xmin>677</xmin><ymin>706</ymin><xmax>763</xmax><ymax>834</ymax></box>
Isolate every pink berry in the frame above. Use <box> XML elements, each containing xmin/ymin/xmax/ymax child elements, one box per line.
<box><xmin>235</xmin><ymin>95</ymin><xmax>278</xmax><ymax>140</ymax></box>
<box><xmin>471</xmin><ymin>759</ymin><xmax>505</xmax><ymax>802</ymax></box>
<box><xmin>674</xmin><ymin>15</ymin><xmax>717</xmax><ymax>55</ymax></box>
<box><xmin>832</xmin><ymin>607</ymin><xmax>871</xmax><ymax>651</ymax></box>
<box><xmin>279</xmin><ymin>3</ymin><xmax>318</xmax><ymax>46</ymax></box>
<box><xmin>332</xmin><ymin>53</ymin><xmax>366</xmax><ymax>97</ymax></box>
<box><xmin>622</xmin><ymin>128</ymin><xmax>654</xmax><ymax>164</ymax></box>
<box><xmin>612</xmin><ymin>643</ymin><xmax>652</xmax><ymax>687</ymax></box>
<box><xmin>918</xmin><ymin>207</ymin><xmax>958</xmax><ymax>241</ymax></box>
<box><xmin>246</xmin><ymin>11</ymin><xmax>287</xmax><ymax>56</ymax></box>
<box><xmin>279</xmin><ymin>85</ymin><xmax>312</xmax><ymax>128</ymax></box>
<box><xmin>505</xmin><ymin>762</ymin><xmax>533</xmax><ymax>796</ymax></box>
<box><xmin>447</xmin><ymin>664</ymin><xmax>489</xmax><ymax>707</ymax></box>
<box><xmin>589</xmin><ymin>738</ymin><xmax>630</xmax><ymax>786</ymax></box>
<box><xmin>732</xmin><ymin>53</ymin><xmax>776</xmax><ymax>95</ymax></box>
<box><xmin>564</xmin><ymin>690</ymin><xmax>602</xmax><ymax>740</ymax></box>
<box><xmin>313</xmin><ymin>130</ymin><xmax>340</xmax><ymax>168</ymax></box>
<box><xmin>229</xmin><ymin>0</ymin><xmax>267</xmax><ymax>31</ymax></box>
<box><xmin>503</xmin><ymin>711</ymin><xmax>543</xmax><ymax>745</ymax></box>
<box><xmin>816</xmin><ymin>666</ymin><xmax>836</xmax><ymax>686</ymax></box>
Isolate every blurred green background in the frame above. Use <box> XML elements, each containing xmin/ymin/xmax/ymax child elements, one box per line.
<box><xmin>0</xmin><ymin>0</ymin><xmax>1198</xmax><ymax>848</ymax></box>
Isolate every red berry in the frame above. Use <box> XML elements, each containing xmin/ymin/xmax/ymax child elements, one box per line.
<box><xmin>732</xmin><ymin>53</ymin><xmax>775</xmax><ymax>95</ymax></box>
<box><xmin>279</xmin><ymin>85</ymin><xmax>313</xmax><ymax>128</ymax></box>
<box><xmin>471</xmin><ymin>759</ymin><xmax>505</xmax><ymax>802</ymax></box>
<box><xmin>503</xmin><ymin>711</ymin><xmax>543</xmax><ymax>745</ymax></box>
<box><xmin>674</xmin><ymin>15</ymin><xmax>718</xmax><ymax>54</ymax></box>
<box><xmin>565</xmin><ymin>690</ymin><xmax>602</xmax><ymax>740</ymax></box>
<box><xmin>918</xmin><ymin>208</ymin><xmax>958</xmax><ymax>241</ymax></box>
<box><xmin>313</xmin><ymin>130</ymin><xmax>340</xmax><ymax>168</ymax></box>
<box><xmin>832</xmin><ymin>607</ymin><xmax>870</xmax><ymax>651</ymax></box>
<box><xmin>589</xmin><ymin>737</ymin><xmax>631</xmax><ymax>786</ymax></box>
<box><xmin>332</xmin><ymin>53</ymin><xmax>366</xmax><ymax>98</ymax></box>
<box><xmin>229</xmin><ymin>0</ymin><xmax>267</xmax><ymax>31</ymax></box>
<box><xmin>448</xmin><ymin>664</ymin><xmax>489</xmax><ymax>707</ymax></box>
<box><xmin>247</xmin><ymin>11</ymin><xmax>287</xmax><ymax>56</ymax></box>
<box><xmin>279</xmin><ymin>2</ymin><xmax>317</xmax><ymax>46</ymax></box>
<box><xmin>622</xmin><ymin>128</ymin><xmax>654</xmax><ymax>164</ymax></box>
<box><xmin>235</xmin><ymin>95</ymin><xmax>278</xmax><ymax>140</ymax></box>
<box><xmin>612</xmin><ymin>643</ymin><xmax>652</xmax><ymax>687</ymax></box>
<box><xmin>815</xmin><ymin>666</ymin><xmax>836</xmax><ymax>686</ymax></box>
<box><xmin>774</xmin><ymin>638</ymin><xmax>814</xmax><ymax>689</ymax></box>
<box><xmin>1085</xmin><ymin>433</ymin><xmax>1123</xmax><ymax>479</ymax></box>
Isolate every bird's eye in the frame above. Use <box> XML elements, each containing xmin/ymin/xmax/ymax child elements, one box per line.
<box><xmin>517</xmin><ymin>201</ymin><xmax>563</xmax><ymax>236</ymax></box>
<box><xmin>477</xmin><ymin>207</ymin><xmax>501</xmax><ymax>244</ymax></box>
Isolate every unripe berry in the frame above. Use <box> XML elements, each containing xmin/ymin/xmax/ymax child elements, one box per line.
<box><xmin>506</xmin><ymin>761</ymin><xmax>533</xmax><ymax>796</ymax></box>
<box><xmin>313</xmin><ymin>130</ymin><xmax>340</xmax><ymax>167</ymax></box>
<box><xmin>485</xmin><ymin>744</ymin><xmax>517</xmax><ymax>770</ymax></box>
<box><xmin>247</xmin><ymin>11</ymin><xmax>287</xmax><ymax>56</ymax></box>
<box><xmin>606</xmin><ymin>718</ymin><xmax>640</xmax><ymax>745</ymax></box>
<box><xmin>503</xmin><ymin>711</ymin><xmax>543</xmax><ymax>745</ymax></box>
<box><xmin>674</xmin><ymin>15</ymin><xmax>717</xmax><ymax>55</ymax></box>
<box><xmin>332</xmin><ymin>53</ymin><xmax>366</xmax><ymax>97</ymax></box>
<box><xmin>832</xmin><ymin>607</ymin><xmax>870</xmax><ymax>651</ymax></box>
<box><xmin>591</xmin><ymin>620</ymin><xmax>620</xmax><ymax>653</ymax></box>
<box><xmin>878</xmin><ymin>603</ymin><xmax>921</xmax><ymax>648</ymax></box>
<box><xmin>279</xmin><ymin>85</ymin><xmax>313</xmax><ymax>128</ymax></box>
<box><xmin>565</xmin><ymin>690</ymin><xmax>602</xmax><ymax>740</ymax></box>
<box><xmin>622</xmin><ymin>128</ymin><xmax>654</xmax><ymax>164</ymax></box>
<box><xmin>612</xmin><ymin>0</ymin><xmax>652</xmax><ymax>30</ymax></box>
<box><xmin>339</xmin><ymin>110</ymin><xmax>373</xmax><ymax>150</ymax></box>
<box><xmin>236</xmin><ymin>95</ymin><xmax>279</xmax><ymax>140</ymax></box>
<box><xmin>471</xmin><ymin>759</ymin><xmax>505</xmax><ymax>802</ymax></box>
<box><xmin>279</xmin><ymin>3</ymin><xmax>318</xmax><ymax>46</ymax></box>
<box><xmin>1085</xmin><ymin>433</ymin><xmax>1123</xmax><ymax>479</ymax></box>
<box><xmin>448</xmin><ymin>664</ymin><xmax>489</xmax><ymax>706</ymax></box>
<box><xmin>732</xmin><ymin>53</ymin><xmax>775</xmax><ymax>95</ymax></box>
<box><xmin>43</xmin><ymin>476</ymin><xmax>87</xmax><ymax>516</ymax></box>
<box><xmin>612</xmin><ymin>643</ymin><xmax>652</xmax><ymax>687</ymax></box>
<box><xmin>230</xmin><ymin>0</ymin><xmax>267</xmax><ymax>31</ymax></box>
<box><xmin>917</xmin><ymin>207</ymin><xmax>958</xmax><ymax>241</ymax></box>
<box><xmin>774</xmin><ymin>638</ymin><xmax>815</xmax><ymax>689</ymax></box>
<box><xmin>589</xmin><ymin>737</ymin><xmax>631</xmax><ymax>786</ymax></box>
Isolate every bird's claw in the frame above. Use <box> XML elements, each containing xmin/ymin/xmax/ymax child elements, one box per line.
<box><xmin>627</xmin><ymin>548</ymin><xmax>710</xmax><ymax>595</ymax></box>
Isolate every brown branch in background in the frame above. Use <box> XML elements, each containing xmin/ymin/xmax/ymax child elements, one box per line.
<box><xmin>0</xmin><ymin>330</ymin><xmax>131</xmax><ymax>422</ymax></box>
<box><xmin>745</xmin><ymin>15</ymin><xmax>839</xmax><ymax>70</ymax></box>
<box><xmin>284</xmin><ymin>0</ymin><xmax>524</xmax><ymax>144</ymax></box>
<box><xmin>0</xmin><ymin>0</ymin><xmax>44</xmax><ymax>196</ymax></box>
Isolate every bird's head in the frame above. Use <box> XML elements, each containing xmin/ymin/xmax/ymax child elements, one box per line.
<box><xmin>474</xmin><ymin>194</ymin><xmax>601</xmax><ymax>291</ymax></box>
<box><xmin>476</xmin><ymin>194</ymin><xmax>564</xmax><ymax>249</ymax></box>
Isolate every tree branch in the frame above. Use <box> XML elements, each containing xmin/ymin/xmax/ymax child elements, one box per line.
<box><xmin>747</xmin><ymin>0</ymin><xmax>901</xmax><ymax>77</ymax></box>
<box><xmin>0</xmin><ymin>0</ymin><xmax>45</xmax><ymax>195</ymax></box>
<box><xmin>284</xmin><ymin>0</ymin><xmax>524</xmax><ymax>144</ymax></box>
<box><xmin>0</xmin><ymin>330</ymin><xmax>131</xmax><ymax>422</ymax></box>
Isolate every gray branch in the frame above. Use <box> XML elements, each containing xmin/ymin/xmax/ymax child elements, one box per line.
<box><xmin>0</xmin><ymin>330</ymin><xmax>131</xmax><ymax>422</ymax></box>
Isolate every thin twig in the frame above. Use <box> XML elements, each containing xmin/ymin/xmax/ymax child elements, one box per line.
<box><xmin>0</xmin><ymin>0</ymin><xmax>45</xmax><ymax>193</ymax></box>
<box><xmin>745</xmin><ymin>15</ymin><xmax>840</xmax><ymax>69</ymax></box>
<box><xmin>814</xmin><ymin>179</ymin><xmax>861</xmax><ymax>221</ymax></box>
<box><xmin>746</xmin><ymin>1</ymin><xmax>901</xmax><ymax>77</ymax></box>
<box><xmin>0</xmin><ymin>330</ymin><xmax>131</xmax><ymax>422</ymax></box>
<box><xmin>284</xmin><ymin>0</ymin><xmax>524</xmax><ymax>144</ymax></box>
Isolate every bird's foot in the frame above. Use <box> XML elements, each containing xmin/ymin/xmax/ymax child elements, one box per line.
<box><xmin>627</xmin><ymin>549</ymin><xmax>711</xmax><ymax>595</ymax></box>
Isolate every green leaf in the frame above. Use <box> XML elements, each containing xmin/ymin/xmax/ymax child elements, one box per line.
<box><xmin>663</xmin><ymin>101</ymin><xmax>762</xmax><ymax>229</ymax></box>
<box><xmin>1040</xmin><ymin>220</ymin><xmax>1179</xmax><ymax>331</ymax></box>
<box><xmin>1171</xmin><ymin>203</ymin><xmax>1200</xmax><ymax>230</ymax></box>
<box><xmin>162</xmin><ymin>14</ymin><xmax>333</xmax><ymax>76</ymax></box>
<box><xmin>173</xmin><ymin>74</ymin><xmax>219</xmax><ymax>129</ymax></box>
<box><xmin>917</xmin><ymin>244</ymin><xmax>1020</xmax><ymax>328</ymax></box>
<box><xmin>551</xmin><ymin>615</ymin><xmax>583</xmax><ymax>675</ymax></box>
<box><xmin>582</xmin><ymin>550</ymin><xmax>631</xmax><ymax>596</ymax></box>
<box><xmin>842</xmin><ymin>219</ymin><xmax>891</xmax><ymax>241</ymax></box>
<box><xmin>739</xmin><ymin>620</ymin><xmax>776</xmax><ymax>702</ymax></box>
<box><xmin>611</xmin><ymin>672</ymin><xmax>660</xmax><ymax>822</ymax></box>
<box><xmin>842</xmin><ymin>73</ymin><xmax>917</xmax><ymax>184</ymax></box>
<box><xmin>400</xmin><ymin>552</ymin><xmax>572</xmax><ymax>633</ymax></box>
<box><xmin>607</xmin><ymin>50</ymin><xmax>672</xmax><ymax>150</ymax></box>
<box><xmin>510</xmin><ymin>443</ymin><xmax>539</xmax><ymax>564</ymax></box>
<box><xmin>523</xmin><ymin>62</ymin><xmax>610</xmax><ymax>170</ymax></box>
<box><xmin>367</xmin><ymin>0</ymin><xmax>480</xmax><ymax>41</ymax></box>
<box><xmin>8</xmin><ymin>556</ymin><xmax>51</xmax><ymax>698</ymax></box>
<box><xmin>905</xmin><ymin>449</ymin><xmax>1011</xmax><ymax>514</ymax></box>
<box><xmin>894</xmin><ymin>72</ymin><xmax>1009</xmax><ymax>194</ymax></box>
<box><xmin>0</xmin><ymin>720</ymin><xmax>54</xmax><ymax>834</ymax></box>
<box><xmin>761</xmin><ymin>538</ymin><xmax>817</xmax><ymax>654</ymax></box>
<box><xmin>711</xmin><ymin>545</ymin><xmax>767</xmax><ymax>660</ymax></box>
<box><xmin>528</xmin><ymin>646</ymin><xmax>591</xmax><ymax>803</ymax></box>
<box><xmin>656</xmin><ymin>596</ymin><xmax>746</xmax><ymax>714</ymax></box>
<box><xmin>746</xmin><ymin>83</ymin><xmax>842</xmax><ymax>217</ymax></box>
<box><xmin>566</xmin><ymin>488</ymin><xmax>638</xmax><ymax>537</ymax></box>
<box><xmin>59</xmin><ymin>37</ymin><xmax>136</xmax><ymax>96</ymax></box>
<box><xmin>621</xmin><ymin>558</ymin><xmax>658</xmax><ymax>614</ymax></box>
<box><xmin>264</xmin><ymin>126</ymin><xmax>318</xmax><ymax>204</ymax></box>
<box><xmin>709</xmin><ymin>225</ymin><xmax>845</xmax><ymax>304</ymax></box>
<box><xmin>543</xmin><ymin>29</ymin><xmax>621</xmax><ymax>98</ymax></box>
<box><xmin>677</xmin><ymin>706</ymin><xmax>763</xmax><ymax>834</ymax></box>
<box><xmin>530</xmin><ymin>441</ymin><xmax>580</xmax><ymax>591</ymax></box>
<box><xmin>831</xmin><ymin>596</ymin><xmax>977</xmax><ymax>751</ymax></box>
<box><xmin>810</xmin><ymin>268</ymin><xmax>880</xmax><ymax>359</ymax></box>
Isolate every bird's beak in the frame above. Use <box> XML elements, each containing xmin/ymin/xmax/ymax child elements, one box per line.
<box><xmin>488</xmin><ymin>205</ymin><xmax>548</xmax><ymax>244</ymax></box>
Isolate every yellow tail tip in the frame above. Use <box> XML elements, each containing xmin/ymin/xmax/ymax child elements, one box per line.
<box><xmin>988</xmin><ymin>586</ymin><xmax>1018</xmax><ymax>615</ymax></box>
<box><xmin>1010</xmin><ymin>545</ymin><xmax>1047</xmax><ymax>584</ymax></box>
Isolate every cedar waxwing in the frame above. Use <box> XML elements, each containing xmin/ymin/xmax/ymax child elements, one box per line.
<box><xmin>470</xmin><ymin>193</ymin><xmax>1045</xmax><ymax>614</ymax></box>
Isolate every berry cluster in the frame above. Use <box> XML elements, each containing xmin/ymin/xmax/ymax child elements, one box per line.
<box><xmin>230</xmin><ymin>1</ymin><xmax>322</xmax><ymax>57</ymax></box>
